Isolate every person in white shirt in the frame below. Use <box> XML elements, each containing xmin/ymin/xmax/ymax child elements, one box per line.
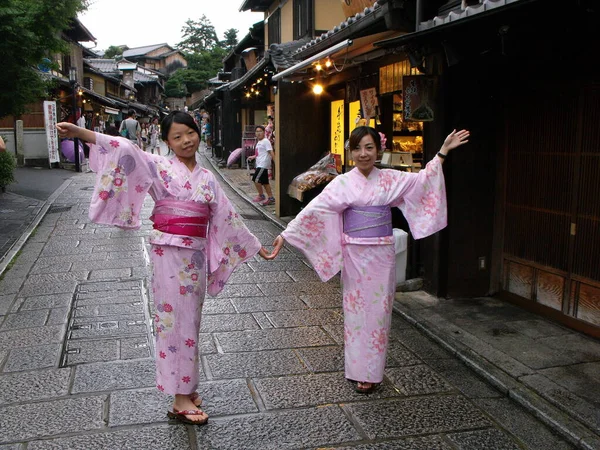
<box><xmin>247</xmin><ymin>125</ymin><xmax>275</xmax><ymax>206</ymax></box>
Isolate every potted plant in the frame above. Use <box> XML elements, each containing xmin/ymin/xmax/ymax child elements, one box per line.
<box><xmin>0</xmin><ymin>134</ymin><xmax>16</xmax><ymax>192</ymax></box>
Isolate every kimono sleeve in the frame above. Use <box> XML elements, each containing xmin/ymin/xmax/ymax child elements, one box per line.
<box><xmin>206</xmin><ymin>173</ymin><xmax>262</xmax><ymax>297</ymax></box>
<box><xmin>281</xmin><ymin>177</ymin><xmax>347</xmax><ymax>282</ymax></box>
<box><xmin>390</xmin><ymin>157</ymin><xmax>447</xmax><ymax>239</ymax></box>
<box><xmin>88</xmin><ymin>133</ymin><xmax>153</xmax><ymax>229</ymax></box>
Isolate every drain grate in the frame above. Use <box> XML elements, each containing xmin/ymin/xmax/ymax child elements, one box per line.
<box><xmin>48</xmin><ymin>205</ymin><xmax>73</xmax><ymax>214</ymax></box>
<box><xmin>60</xmin><ymin>279</ymin><xmax>153</xmax><ymax>367</ymax></box>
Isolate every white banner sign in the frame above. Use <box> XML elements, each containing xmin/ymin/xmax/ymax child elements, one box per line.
<box><xmin>43</xmin><ymin>101</ymin><xmax>60</xmax><ymax>164</ymax></box>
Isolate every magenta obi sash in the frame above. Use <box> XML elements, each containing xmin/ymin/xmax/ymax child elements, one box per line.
<box><xmin>343</xmin><ymin>205</ymin><xmax>392</xmax><ymax>238</ymax></box>
<box><xmin>150</xmin><ymin>199</ymin><xmax>209</xmax><ymax>238</ymax></box>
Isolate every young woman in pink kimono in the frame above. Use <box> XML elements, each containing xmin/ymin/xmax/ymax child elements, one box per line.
<box><xmin>268</xmin><ymin>126</ymin><xmax>470</xmax><ymax>393</ymax></box>
<box><xmin>57</xmin><ymin>112</ymin><xmax>269</xmax><ymax>425</ymax></box>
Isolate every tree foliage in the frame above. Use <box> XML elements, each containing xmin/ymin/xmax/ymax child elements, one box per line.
<box><xmin>104</xmin><ymin>45</ymin><xmax>128</xmax><ymax>59</ymax></box>
<box><xmin>177</xmin><ymin>15</ymin><xmax>219</xmax><ymax>53</ymax></box>
<box><xmin>0</xmin><ymin>0</ymin><xmax>89</xmax><ymax>119</ymax></box>
<box><xmin>222</xmin><ymin>28</ymin><xmax>239</xmax><ymax>50</ymax></box>
<box><xmin>167</xmin><ymin>16</ymin><xmax>234</xmax><ymax>99</ymax></box>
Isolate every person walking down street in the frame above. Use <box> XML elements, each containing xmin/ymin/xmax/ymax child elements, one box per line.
<box><xmin>247</xmin><ymin>125</ymin><xmax>275</xmax><ymax>206</ymax></box>
<box><xmin>148</xmin><ymin>116</ymin><xmax>160</xmax><ymax>155</ymax></box>
<box><xmin>119</xmin><ymin>109</ymin><xmax>141</xmax><ymax>147</ymax></box>
<box><xmin>56</xmin><ymin>112</ymin><xmax>271</xmax><ymax>425</ymax></box>
<box><xmin>140</xmin><ymin>122</ymin><xmax>149</xmax><ymax>152</ymax></box>
<box><xmin>265</xmin><ymin>126</ymin><xmax>470</xmax><ymax>393</ymax></box>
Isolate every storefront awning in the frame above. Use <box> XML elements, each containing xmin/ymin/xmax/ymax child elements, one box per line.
<box><xmin>272</xmin><ymin>39</ymin><xmax>353</xmax><ymax>82</ymax></box>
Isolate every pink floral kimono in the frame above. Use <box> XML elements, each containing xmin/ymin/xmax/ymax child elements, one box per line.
<box><xmin>282</xmin><ymin>157</ymin><xmax>447</xmax><ymax>383</ymax></box>
<box><xmin>88</xmin><ymin>134</ymin><xmax>261</xmax><ymax>395</ymax></box>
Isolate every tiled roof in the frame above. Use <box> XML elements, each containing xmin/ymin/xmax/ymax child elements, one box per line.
<box><xmin>85</xmin><ymin>58</ymin><xmax>119</xmax><ymax>74</ymax></box>
<box><xmin>124</xmin><ymin>43</ymin><xmax>170</xmax><ymax>57</ymax></box>
<box><xmin>269</xmin><ymin>37</ymin><xmax>311</xmax><ymax>70</ymax></box>
<box><xmin>293</xmin><ymin>1</ymin><xmax>386</xmax><ymax>56</ymax></box>
<box><xmin>134</xmin><ymin>71</ymin><xmax>159</xmax><ymax>83</ymax></box>
<box><xmin>419</xmin><ymin>0</ymin><xmax>523</xmax><ymax>31</ymax></box>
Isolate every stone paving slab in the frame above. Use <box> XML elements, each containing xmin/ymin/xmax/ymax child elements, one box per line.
<box><xmin>71</xmin><ymin>359</ymin><xmax>155</xmax><ymax>394</ymax></box>
<box><xmin>333</xmin><ymin>436</ymin><xmax>452</xmax><ymax>450</ymax></box>
<box><xmin>27</xmin><ymin>425</ymin><xmax>190</xmax><ymax>450</ymax></box>
<box><xmin>2</xmin><ymin>344</ymin><xmax>60</xmax><ymax>372</ymax></box>
<box><xmin>202</xmin><ymin>298</ymin><xmax>237</xmax><ymax>314</ymax></box>
<box><xmin>0</xmin><ymin>325</ymin><xmax>65</xmax><ymax>349</ymax></box>
<box><xmin>386</xmin><ymin>364</ymin><xmax>456</xmax><ymax>396</ymax></box>
<box><xmin>347</xmin><ymin>395</ymin><xmax>491</xmax><ymax>439</ymax></box>
<box><xmin>475</xmin><ymin>397</ymin><xmax>575</xmax><ymax>449</ymax></box>
<box><xmin>230</xmin><ymin>295</ymin><xmax>308</xmax><ymax>313</ymax></box>
<box><xmin>214</xmin><ymin>326</ymin><xmax>335</xmax><ymax>352</ymax></box>
<box><xmin>255</xmin><ymin>372</ymin><xmax>401</xmax><ymax>410</ymax></box>
<box><xmin>200</xmin><ymin>313</ymin><xmax>260</xmax><ymax>332</ymax></box>
<box><xmin>0</xmin><ymin>396</ymin><xmax>105</xmax><ymax>443</ymax></box>
<box><xmin>0</xmin><ymin>368</ymin><xmax>71</xmax><ymax>405</ymax></box>
<box><xmin>446</xmin><ymin>428</ymin><xmax>522</xmax><ymax>449</ymax></box>
<box><xmin>205</xmin><ymin>349</ymin><xmax>310</xmax><ymax>379</ymax></box>
<box><xmin>13</xmin><ymin>293</ymin><xmax>72</xmax><ymax>311</ymax></box>
<box><xmin>265</xmin><ymin>308</ymin><xmax>343</xmax><ymax>327</ymax></box>
<box><xmin>195</xmin><ymin>405</ymin><xmax>362</xmax><ymax>449</ymax></box>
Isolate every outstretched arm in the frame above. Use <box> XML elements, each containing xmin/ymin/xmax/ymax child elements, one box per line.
<box><xmin>437</xmin><ymin>129</ymin><xmax>470</xmax><ymax>162</ymax></box>
<box><xmin>57</xmin><ymin>122</ymin><xmax>97</xmax><ymax>144</ymax></box>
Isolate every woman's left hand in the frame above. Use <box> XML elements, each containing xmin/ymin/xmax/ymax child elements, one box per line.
<box><xmin>441</xmin><ymin>129</ymin><xmax>470</xmax><ymax>153</ymax></box>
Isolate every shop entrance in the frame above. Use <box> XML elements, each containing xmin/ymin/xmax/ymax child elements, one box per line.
<box><xmin>501</xmin><ymin>83</ymin><xmax>600</xmax><ymax>333</ymax></box>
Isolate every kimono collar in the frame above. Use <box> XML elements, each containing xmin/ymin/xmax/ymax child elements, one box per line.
<box><xmin>351</xmin><ymin>166</ymin><xmax>379</xmax><ymax>181</ymax></box>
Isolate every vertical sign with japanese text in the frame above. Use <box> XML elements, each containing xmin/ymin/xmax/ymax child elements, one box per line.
<box><xmin>331</xmin><ymin>100</ymin><xmax>345</xmax><ymax>164</ymax></box>
<box><xmin>43</xmin><ymin>101</ymin><xmax>60</xmax><ymax>164</ymax></box>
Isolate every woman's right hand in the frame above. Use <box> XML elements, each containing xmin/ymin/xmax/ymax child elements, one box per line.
<box><xmin>56</xmin><ymin>122</ymin><xmax>80</xmax><ymax>139</ymax></box>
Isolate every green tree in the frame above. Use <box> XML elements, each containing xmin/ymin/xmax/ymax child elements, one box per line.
<box><xmin>222</xmin><ymin>28</ymin><xmax>238</xmax><ymax>50</ymax></box>
<box><xmin>177</xmin><ymin>15</ymin><xmax>219</xmax><ymax>53</ymax></box>
<box><xmin>104</xmin><ymin>45</ymin><xmax>128</xmax><ymax>59</ymax></box>
<box><xmin>0</xmin><ymin>0</ymin><xmax>89</xmax><ymax>119</ymax></box>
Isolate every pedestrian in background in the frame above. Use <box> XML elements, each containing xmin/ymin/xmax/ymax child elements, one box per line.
<box><xmin>148</xmin><ymin>116</ymin><xmax>160</xmax><ymax>155</ymax></box>
<box><xmin>56</xmin><ymin>112</ymin><xmax>271</xmax><ymax>425</ymax></box>
<box><xmin>247</xmin><ymin>125</ymin><xmax>275</xmax><ymax>206</ymax></box>
<box><xmin>140</xmin><ymin>122</ymin><xmax>149</xmax><ymax>151</ymax></box>
<box><xmin>119</xmin><ymin>109</ymin><xmax>141</xmax><ymax>147</ymax></box>
<box><xmin>266</xmin><ymin>126</ymin><xmax>470</xmax><ymax>393</ymax></box>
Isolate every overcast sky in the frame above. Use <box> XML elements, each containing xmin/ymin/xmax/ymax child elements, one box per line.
<box><xmin>79</xmin><ymin>0</ymin><xmax>263</xmax><ymax>53</ymax></box>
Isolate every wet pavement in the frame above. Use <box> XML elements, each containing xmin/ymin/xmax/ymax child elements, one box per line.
<box><xmin>0</xmin><ymin>145</ymin><xmax>596</xmax><ymax>449</ymax></box>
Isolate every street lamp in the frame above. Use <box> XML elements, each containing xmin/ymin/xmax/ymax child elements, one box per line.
<box><xmin>69</xmin><ymin>67</ymin><xmax>80</xmax><ymax>172</ymax></box>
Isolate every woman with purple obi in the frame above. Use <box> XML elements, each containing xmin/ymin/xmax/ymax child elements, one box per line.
<box><xmin>57</xmin><ymin>112</ymin><xmax>270</xmax><ymax>425</ymax></box>
<box><xmin>268</xmin><ymin>126</ymin><xmax>470</xmax><ymax>393</ymax></box>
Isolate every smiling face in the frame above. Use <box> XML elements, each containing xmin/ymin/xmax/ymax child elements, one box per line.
<box><xmin>351</xmin><ymin>133</ymin><xmax>378</xmax><ymax>177</ymax></box>
<box><xmin>165</xmin><ymin>122</ymin><xmax>199</xmax><ymax>166</ymax></box>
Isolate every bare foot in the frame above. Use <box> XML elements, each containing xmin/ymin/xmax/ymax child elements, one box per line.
<box><xmin>189</xmin><ymin>392</ymin><xmax>202</xmax><ymax>407</ymax></box>
<box><xmin>172</xmin><ymin>394</ymin><xmax>208</xmax><ymax>424</ymax></box>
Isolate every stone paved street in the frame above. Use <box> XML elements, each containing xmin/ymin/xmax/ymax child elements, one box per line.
<box><xmin>0</xmin><ymin>154</ymin><xmax>577</xmax><ymax>449</ymax></box>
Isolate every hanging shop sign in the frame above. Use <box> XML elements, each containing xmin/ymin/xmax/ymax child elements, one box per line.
<box><xmin>360</xmin><ymin>88</ymin><xmax>378</xmax><ymax>120</ymax></box>
<box><xmin>331</xmin><ymin>100</ymin><xmax>345</xmax><ymax>163</ymax></box>
<box><xmin>43</xmin><ymin>101</ymin><xmax>60</xmax><ymax>165</ymax></box>
<box><xmin>403</xmin><ymin>76</ymin><xmax>436</xmax><ymax>122</ymax></box>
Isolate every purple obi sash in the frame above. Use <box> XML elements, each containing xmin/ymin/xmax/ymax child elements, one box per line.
<box><xmin>150</xmin><ymin>199</ymin><xmax>209</xmax><ymax>238</ymax></box>
<box><xmin>343</xmin><ymin>205</ymin><xmax>392</xmax><ymax>238</ymax></box>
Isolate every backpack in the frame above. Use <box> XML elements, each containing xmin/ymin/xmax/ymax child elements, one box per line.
<box><xmin>120</xmin><ymin>121</ymin><xmax>130</xmax><ymax>139</ymax></box>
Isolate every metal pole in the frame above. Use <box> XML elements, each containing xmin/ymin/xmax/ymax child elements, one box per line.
<box><xmin>71</xmin><ymin>81</ymin><xmax>80</xmax><ymax>172</ymax></box>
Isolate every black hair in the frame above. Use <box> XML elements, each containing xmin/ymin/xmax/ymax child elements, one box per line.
<box><xmin>255</xmin><ymin>125</ymin><xmax>266</xmax><ymax>132</ymax></box>
<box><xmin>161</xmin><ymin>111</ymin><xmax>201</xmax><ymax>141</ymax></box>
<box><xmin>349</xmin><ymin>126</ymin><xmax>381</xmax><ymax>152</ymax></box>
<box><xmin>127</xmin><ymin>109</ymin><xmax>136</xmax><ymax>117</ymax></box>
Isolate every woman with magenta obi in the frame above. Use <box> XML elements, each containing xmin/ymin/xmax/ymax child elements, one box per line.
<box><xmin>57</xmin><ymin>112</ymin><xmax>269</xmax><ymax>425</ymax></box>
<box><xmin>267</xmin><ymin>126</ymin><xmax>470</xmax><ymax>393</ymax></box>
